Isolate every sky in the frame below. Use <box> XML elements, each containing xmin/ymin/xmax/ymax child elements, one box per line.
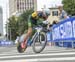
<box><xmin>37</xmin><ymin>0</ymin><xmax>62</xmax><ymax>10</ymax></box>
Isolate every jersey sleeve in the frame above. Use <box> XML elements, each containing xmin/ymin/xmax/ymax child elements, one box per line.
<box><xmin>28</xmin><ymin>15</ymin><xmax>32</xmax><ymax>27</ymax></box>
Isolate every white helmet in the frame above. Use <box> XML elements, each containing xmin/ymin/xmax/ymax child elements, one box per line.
<box><xmin>43</xmin><ymin>8</ymin><xmax>50</xmax><ymax>16</ymax></box>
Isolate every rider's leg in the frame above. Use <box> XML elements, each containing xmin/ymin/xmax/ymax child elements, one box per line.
<box><xmin>24</xmin><ymin>27</ymin><xmax>32</xmax><ymax>42</ymax></box>
<box><xmin>21</xmin><ymin>27</ymin><xmax>32</xmax><ymax>48</ymax></box>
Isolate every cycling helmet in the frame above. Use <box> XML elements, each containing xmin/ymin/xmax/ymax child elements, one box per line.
<box><xmin>31</xmin><ymin>11</ymin><xmax>37</xmax><ymax>18</ymax></box>
<box><xmin>43</xmin><ymin>9</ymin><xmax>50</xmax><ymax>16</ymax></box>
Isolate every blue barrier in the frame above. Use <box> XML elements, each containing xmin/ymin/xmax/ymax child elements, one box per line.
<box><xmin>47</xmin><ymin>31</ymin><xmax>52</xmax><ymax>42</ymax></box>
<box><xmin>0</xmin><ymin>40</ymin><xmax>14</xmax><ymax>46</ymax></box>
<box><xmin>55</xmin><ymin>42</ymin><xmax>72</xmax><ymax>48</ymax></box>
<box><xmin>52</xmin><ymin>17</ymin><xmax>75</xmax><ymax>41</ymax></box>
<box><xmin>47</xmin><ymin>17</ymin><xmax>75</xmax><ymax>48</ymax></box>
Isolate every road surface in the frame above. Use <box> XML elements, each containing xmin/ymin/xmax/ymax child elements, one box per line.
<box><xmin>0</xmin><ymin>46</ymin><xmax>75</xmax><ymax>62</ymax></box>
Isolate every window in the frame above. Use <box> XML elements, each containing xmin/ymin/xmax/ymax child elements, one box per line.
<box><xmin>52</xmin><ymin>11</ymin><xmax>58</xmax><ymax>16</ymax></box>
<box><xmin>17</xmin><ymin>3</ymin><xmax>19</xmax><ymax>9</ymax></box>
<box><xmin>21</xmin><ymin>2</ymin><xmax>24</xmax><ymax>9</ymax></box>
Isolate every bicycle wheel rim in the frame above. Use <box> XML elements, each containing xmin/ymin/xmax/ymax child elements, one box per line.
<box><xmin>32</xmin><ymin>32</ymin><xmax>47</xmax><ymax>53</ymax></box>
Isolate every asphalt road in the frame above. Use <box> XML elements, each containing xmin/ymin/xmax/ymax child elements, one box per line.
<box><xmin>0</xmin><ymin>45</ymin><xmax>75</xmax><ymax>62</ymax></box>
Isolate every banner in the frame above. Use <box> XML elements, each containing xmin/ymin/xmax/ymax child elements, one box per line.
<box><xmin>52</xmin><ymin>17</ymin><xmax>75</xmax><ymax>41</ymax></box>
<box><xmin>72</xmin><ymin>19</ymin><xmax>75</xmax><ymax>38</ymax></box>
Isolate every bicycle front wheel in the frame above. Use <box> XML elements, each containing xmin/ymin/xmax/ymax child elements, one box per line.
<box><xmin>32</xmin><ymin>32</ymin><xmax>47</xmax><ymax>53</ymax></box>
<box><xmin>17</xmin><ymin>42</ymin><xmax>27</xmax><ymax>53</ymax></box>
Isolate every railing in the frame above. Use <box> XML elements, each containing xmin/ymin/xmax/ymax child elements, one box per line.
<box><xmin>47</xmin><ymin>17</ymin><xmax>75</xmax><ymax>48</ymax></box>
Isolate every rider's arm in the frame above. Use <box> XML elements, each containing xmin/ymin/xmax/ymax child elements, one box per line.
<box><xmin>27</xmin><ymin>15</ymin><xmax>33</xmax><ymax>36</ymax></box>
<box><xmin>23</xmin><ymin>15</ymin><xmax>33</xmax><ymax>42</ymax></box>
<box><xmin>37</xmin><ymin>18</ymin><xmax>44</xmax><ymax>25</ymax></box>
<box><xmin>28</xmin><ymin>15</ymin><xmax>32</xmax><ymax>27</ymax></box>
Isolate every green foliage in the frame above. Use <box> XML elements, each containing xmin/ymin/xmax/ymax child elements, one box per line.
<box><xmin>18</xmin><ymin>9</ymin><xmax>33</xmax><ymax>34</ymax></box>
<box><xmin>62</xmin><ymin>0</ymin><xmax>75</xmax><ymax>16</ymax></box>
<box><xmin>7</xmin><ymin>9</ymin><xmax>33</xmax><ymax>40</ymax></box>
<box><xmin>8</xmin><ymin>16</ymin><xmax>19</xmax><ymax>40</ymax></box>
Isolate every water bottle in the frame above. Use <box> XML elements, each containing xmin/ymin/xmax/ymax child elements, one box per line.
<box><xmin>27</xmin><ymin>38</ymin><xmax>32</xmax><ymax>46</ymax></box>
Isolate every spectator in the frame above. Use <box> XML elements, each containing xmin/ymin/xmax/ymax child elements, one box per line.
<box><xmin>58</xmin><ymin>4</ymin><xmax>69</xmax><ymax>21</ymax></box>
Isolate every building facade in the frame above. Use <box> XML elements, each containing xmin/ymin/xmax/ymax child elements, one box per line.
<box><xmin>42</xmin><ymin>6</ymin><xmax>59</xmax><ymax>24</ymax></box>
<box><xmin>0</xmin><ymin>0</ymin><xmax>9</xmax><ymax>36</ymax></box>
<box><xmin>0</xmin><ymin>7</ymin><xmax>3</xmax><ymax>36</ymax></box>
<box><xmin>48</xmin><ymin>7</ymin><xmax>59</xmax><ymax>24</ymax></box>
<box><xmin>9</xmin><ymin>0</ymin><xmax>37</xmax><ymax>16</ymax></box>
<box><xmin>9</xmin><ymin>0</ymin><xmax>17</xmax><ymax>17</ymax></box>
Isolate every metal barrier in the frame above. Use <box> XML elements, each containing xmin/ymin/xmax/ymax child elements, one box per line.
<box><xmin>0</xmin><ymin>40</ymin><xmax>14</xmax><ymax>46</ymax></box>
<box><xmin>47</xmin><ymin>17</ymin><xmax>75</xmax><ymax>48</ymax></box>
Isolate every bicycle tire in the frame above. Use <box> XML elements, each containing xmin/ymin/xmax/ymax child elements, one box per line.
<box><xmin>17</xmin><ymin>42</ymin><xmax>27</xmax><ymax>53</ymax></box>
<box><xmin>32</xmin><ymin>32</ymin><xmax>47</xmax><ymax>53</ymax></box>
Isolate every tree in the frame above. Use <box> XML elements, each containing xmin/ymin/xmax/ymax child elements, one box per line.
<box><xmin>18</xmin><ymin>9</ymin><xmax>33</xmax><ymax>35</ymax></box>
<box><xmin>62</xmin><ymin>0</ymin><xmax>75</xmax><ymax>16</ymax></box>
<box><xmin>8</xmin><ymin>16</ymin><xmax>19</xmax><ymax>40</ymax></box>
<box><xmin>7</xmin><ymin>9</ymin><xmax>33</xmax><ymax>40</ymax></box>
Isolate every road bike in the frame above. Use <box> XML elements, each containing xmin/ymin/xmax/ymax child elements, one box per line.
<box><xmin>17</xmin><ymin>22</ymin><xmax>51</xmax><ymax>53</ymax></box>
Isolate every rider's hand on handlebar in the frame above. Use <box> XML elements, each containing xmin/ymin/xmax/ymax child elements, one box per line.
<box><xmin>42</xmin><ymin>20</ymin><xmax>49</xmax><ymax>24</ymax></box>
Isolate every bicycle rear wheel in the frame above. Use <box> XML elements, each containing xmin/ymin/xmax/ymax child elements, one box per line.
<box><xmin>32</xmin><ymin>32</ymin><xmax>47</xmax><ymax>53</ymax></box>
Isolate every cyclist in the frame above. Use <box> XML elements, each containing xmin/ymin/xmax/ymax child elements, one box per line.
<box><xmin>21</xmin><ymin>9</ymin><xmax>50</xmax><ymax>49</ymax></box>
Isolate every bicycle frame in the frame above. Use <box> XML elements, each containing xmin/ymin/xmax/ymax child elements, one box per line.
<box><xmin>27</xmin><ymin>27</ymin><xmax>43</xmax><ymax>46</ymax></box>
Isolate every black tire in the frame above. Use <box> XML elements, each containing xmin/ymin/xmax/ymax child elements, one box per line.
<box><xmin>17</xmin><ymin>42</ymin><xmax>26</xmax><ymax>53</ymax></box>
<box><xmin>32</xmin><ymin>32</ymin><xmax>47</xmax><ymax>53</ymax></box>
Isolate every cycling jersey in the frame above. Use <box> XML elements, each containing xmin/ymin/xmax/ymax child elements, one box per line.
<box><xmin>28</xmin><ymin>15</ymin><xmax>44</xmax><ymax>28</ymax></box>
